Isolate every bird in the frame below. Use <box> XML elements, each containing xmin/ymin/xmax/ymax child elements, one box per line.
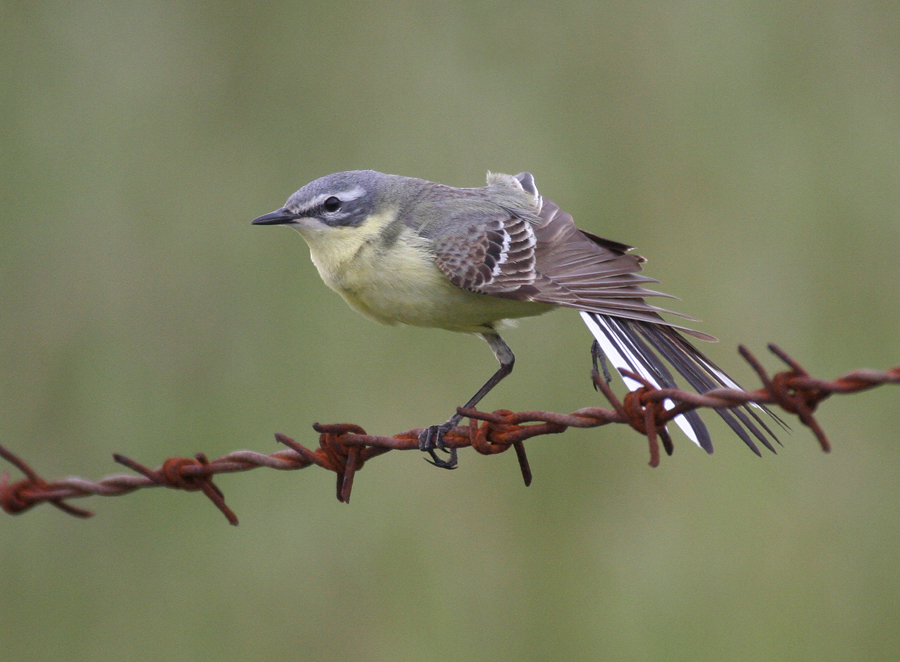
<box><xmin>252</xmin><ymin>170</ymin><xmax>779</xmax><ymax>469</ymax></box>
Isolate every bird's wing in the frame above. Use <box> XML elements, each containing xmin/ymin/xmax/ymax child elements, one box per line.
<box><xmin>432</xmin><ymin>190</ymin><xmax>713</xmax><ymax>340</ymax></box>
<box><xmin>432</xmin><ymin>211</ymin><xmax>540</xmax><ymax>295</ymax></box>
<box><xmin>526</xmin><ymin>197</ymin><xmax>714</xmax><ymax>335</ymax></box>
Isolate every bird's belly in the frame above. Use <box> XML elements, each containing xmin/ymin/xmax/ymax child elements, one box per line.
<box><xmin>314</xmin><ymin>240</ymin><xmax>552</xmax><ymax>332</ymax></box>
<box><xmin>339</xmin><ymin>275</ymin><xmax>552</xmax><ymax>331</ymax></box>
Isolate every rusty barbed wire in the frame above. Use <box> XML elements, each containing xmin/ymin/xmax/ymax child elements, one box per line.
<box><xmin>2</xmin><ymin>344</ymin><xmax>899</xmax><ymax>525</ymax></box>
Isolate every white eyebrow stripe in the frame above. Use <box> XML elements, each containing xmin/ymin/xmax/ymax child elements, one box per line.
<box><xmin>338</xmin><ymin>186</ymin><xmax>366</xmax><ymax>202</ymax></box>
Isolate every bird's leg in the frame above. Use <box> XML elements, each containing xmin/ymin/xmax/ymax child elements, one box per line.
<box><xmin>591</xmin><ymin>339</ymin><xmax>612</xmax><ymax>389</ymax></box>
<box><xmin>419</xmin><ymin>332</ymin><xmax>515</xmax><ymax>469</ymax></box>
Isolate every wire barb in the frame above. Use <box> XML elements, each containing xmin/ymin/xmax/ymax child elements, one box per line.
<box><xmin>112</xmin><ymin>452</ymin><xmax>239</xmax><ymax>525</ymax></box>
<box><xmin>2</xmin><ymin>345</ymin><xmax>899</xmax><ymax>523</ymax></box>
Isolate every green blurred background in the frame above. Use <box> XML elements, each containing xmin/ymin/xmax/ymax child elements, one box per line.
<box><xmin>2</xmin><ymin>1</ymin><xmax>899</xmax><ymax>660</ymax></box>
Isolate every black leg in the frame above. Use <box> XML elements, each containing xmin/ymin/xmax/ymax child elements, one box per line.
<box><xmin>591</xmin><ymin>339</ymin><xmax>612</xmax><ymax>388</ymax></box>
<box><xmin>419</xmin><ymin>332</ymin><xmax>515</xmax><ymax>469</ymax></box>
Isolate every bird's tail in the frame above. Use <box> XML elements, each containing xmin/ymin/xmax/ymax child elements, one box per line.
<box><xmin>579</xmin><ymin>311</ymin><xmax>782</xmax><ymax>455</ymax></box>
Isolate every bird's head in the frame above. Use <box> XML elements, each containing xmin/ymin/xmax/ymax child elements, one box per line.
<box><xmin>251</xmin><ymin>170</ymin><xmax>397</xmax><ymax>237</ymax></box>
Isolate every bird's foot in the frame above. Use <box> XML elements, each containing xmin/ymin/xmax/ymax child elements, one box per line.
<box><xmin>418</xmin><ymin>422</ymin><xmax>458</xmax><ymax>470</ymax></box>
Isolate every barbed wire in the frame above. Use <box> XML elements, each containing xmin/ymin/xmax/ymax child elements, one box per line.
<box><xmin>2</xmin><ymin>344</ymin><xmax>898</xmax><ymax>525</ymax></box>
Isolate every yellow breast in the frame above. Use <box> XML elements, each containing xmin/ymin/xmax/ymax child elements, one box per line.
<box><xmin>294</xmin><ymin>212</ymin><xmax>553</xmax><ymax>332</ymax></box>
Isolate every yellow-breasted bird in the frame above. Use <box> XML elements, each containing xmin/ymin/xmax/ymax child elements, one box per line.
<box><xmin>253</xmin><ymin>170</ymin><xmax>778</xmax><ymax>468</ymax></box>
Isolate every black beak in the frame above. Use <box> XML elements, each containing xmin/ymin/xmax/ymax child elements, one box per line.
<box><xmin>251</xmin><ymin>208</ymin><xmax>302</xmax><ymax>225</ymax></box>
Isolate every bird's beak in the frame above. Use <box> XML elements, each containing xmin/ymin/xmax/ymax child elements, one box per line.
<box><xmin>251</xmin><ymin>208</ymin><xmax>301</xmax><ymax>225</ymax></box>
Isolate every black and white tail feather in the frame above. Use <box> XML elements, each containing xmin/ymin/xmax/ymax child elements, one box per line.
<box><xmin>580</xmin><ymin>312</ymin><xmax>781</xmax><ymax>455</ymax></box>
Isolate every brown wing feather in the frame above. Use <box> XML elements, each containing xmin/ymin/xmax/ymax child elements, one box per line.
<box><xmin>434</xmin><ymin>213</ymin><xmax>537</xmax><ymax>294</ymax></box>
<box><xmin>432</xmin><ymin>195</ymin><xmax>715</xmax><ymax>341</ymax></box>
<box><xmin>526</xmin><ymin>199</ymin><xmax>716</xmax><ymax>340</ymax></box>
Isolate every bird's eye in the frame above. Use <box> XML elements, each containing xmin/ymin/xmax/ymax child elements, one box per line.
<box><xmin>323</xmin><ymin>196</ymin><xmax>342</xmax><ymax>212</ymax></box>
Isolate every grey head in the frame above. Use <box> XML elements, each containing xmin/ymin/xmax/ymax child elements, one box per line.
<box><xmin>252</xmin><ymin>169</ymin><xmax>543</xmax><ymax>233</ymax></box>
<box><xmin>251</xmin><ymin>170</ymin><xmax>405</xmax><ymax>230</ymax></box>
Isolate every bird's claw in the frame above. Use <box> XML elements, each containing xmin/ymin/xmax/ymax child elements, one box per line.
<box><xmin>419</xmin><ymin>423</ymin><xmax>458</xmax><ymax>470</ymax></box>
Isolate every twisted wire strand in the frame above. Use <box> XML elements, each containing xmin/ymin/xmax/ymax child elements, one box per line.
<box><xmin>2</xmin><ymin>344</ymin><xmax>898</xmax><ymax>525</ymax></box>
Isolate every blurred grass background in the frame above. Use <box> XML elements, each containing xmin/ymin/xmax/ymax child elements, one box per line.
<box><xmin>2</xmin><ymin>1</ymin><xmax>900</xmax><ymax>660</ymax></box>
